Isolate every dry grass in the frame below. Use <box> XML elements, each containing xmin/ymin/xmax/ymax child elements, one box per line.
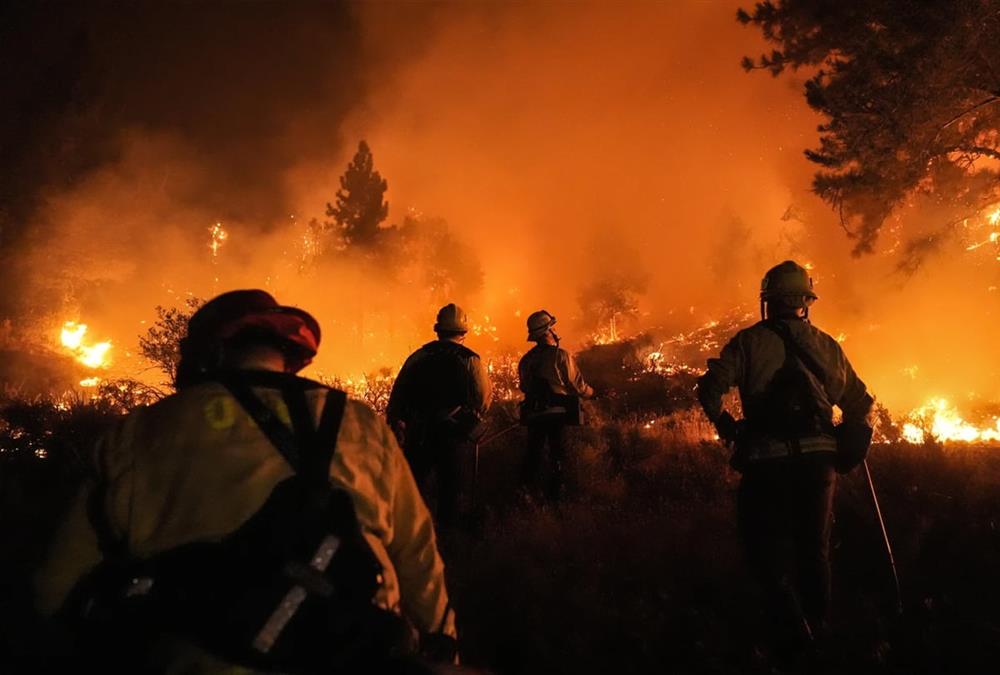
<box><xmin>2</xmin><ymin>390</ymin><xmax>999</xmax><ymax>673</ymax></box>
<box><xmin>447</xmin><ymin>414</ymin><xmax>1000</xmax><ymax>674</ymax></box>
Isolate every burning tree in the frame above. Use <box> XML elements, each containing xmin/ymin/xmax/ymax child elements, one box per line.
<box><xmin>577</xmin><ymin>234</ymin><xmax>648</xmax><ymax>343</ymax></box>
<box><xmin>394</xmin><ymin>212</ymin><xmax>484</xmax><ymax>305</ymax></box>
<box><xmin>578</xmin><ymin>276</ymin><xmax>646</xmax><ymax>344</ymax></box>
<box><xmin>325</xmin><ymin>140</ymin><xmax>389</xmax><ymax>251</ymax></box>
<box><xmin>739</xmin><ymin>1</ymin><xmax>1000</xmax><ymax>257</ymax></box>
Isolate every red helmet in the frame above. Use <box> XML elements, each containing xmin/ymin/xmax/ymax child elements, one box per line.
<box><xmin>185</xmin><ymin>290</ymin><xmax>320</xmax><ymax>372</ymax></box>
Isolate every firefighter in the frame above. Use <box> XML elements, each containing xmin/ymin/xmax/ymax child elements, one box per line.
<box><xmin>696</xmin><ymin>261</ymin><xmax>874</xmax><ymax>658</ymax></box>
<box><xmin>386</xmin><ymin>303</ymin><xmax>492</xmax><ymax>531</ymax></box>
<box><xmin>35</xmin><ymin>290</ymin><xmax>456</xmax><ymax>673</ymax></box>
<box><xmin>518</xmin><ymin>310</ymin><xmax>594</xmax><ymax>501</ymax></box>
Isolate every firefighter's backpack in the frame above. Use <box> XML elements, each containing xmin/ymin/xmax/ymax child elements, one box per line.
<box><xmin>66</xmin><ymin>372</ymin><xmax>411</xmax><ymax>673</ymax></box>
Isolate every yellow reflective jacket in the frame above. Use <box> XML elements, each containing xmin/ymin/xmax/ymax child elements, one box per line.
<box><xmin>35</xmin><ymin>376</ymin><xmax>455</xmax><ymax>670</ymax></box>
<box><xmin>697</xmin><ymin>318</ymin><xmax>873</xmax><ymax>458</ymax></box>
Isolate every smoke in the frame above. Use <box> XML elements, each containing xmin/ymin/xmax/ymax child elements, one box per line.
<box><xmin>4</xmin><ymin>1</ymin><xmax>1000</xmax><ymax>412</ymax></box>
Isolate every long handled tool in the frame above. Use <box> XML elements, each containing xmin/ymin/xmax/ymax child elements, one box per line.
<box><xmin>862</xmin><ymin>459</ymin><xmax>903</xmax><ymax>616</ymax></box>
<box><xmin>471</xmin><ymin>423</ymin><xmax>520</xmax><ymax>509</ymax></box>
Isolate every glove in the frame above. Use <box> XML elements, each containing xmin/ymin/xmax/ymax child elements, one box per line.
<box><xmin>714</xmin><ymin>411</ymin><xmax>741</xmax><ymax>444</ymax></box>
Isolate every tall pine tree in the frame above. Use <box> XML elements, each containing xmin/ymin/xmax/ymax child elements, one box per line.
<box><xmin>739</xmin><ymin>1</ymin><xmax>1000</xmax><ymax>257</ymax></box>
<box><xmin>326</xmin><ymin>140</ymin><xmax>389</xmax><ymax>249</ymax></box>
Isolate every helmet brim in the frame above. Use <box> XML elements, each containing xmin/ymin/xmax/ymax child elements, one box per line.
<box><xmin>217</xmin><ymin>306</ymin><xmax>321</xmax><ymax>369</ymax></box>
<box><xmin>433</xmin><ymin>323</ymin><xmax>468</xmax><ymax>334</ymax></box>
<box><xmin>761</xmin><ymin>290</ymin><xmax>818</xmax><ymax>301</ymax></box>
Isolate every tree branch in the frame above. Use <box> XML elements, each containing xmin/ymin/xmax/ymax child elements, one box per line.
<box><xmin>837</xmin><ymin>199</ymin><xmax>855</xmax><ymax>237</ymax></box>
<box><xmin>956</xmin><ymin>145</ymin><xmax>1000</xmax><ymax>162</ymax></box>
<box><xmin>939</xmin><ymin>96</ymin><xmax>1000</xmax><ymax>133</ymax></box>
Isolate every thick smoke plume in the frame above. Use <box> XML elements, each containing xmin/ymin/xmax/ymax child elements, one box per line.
<box><xmin>3</xmin><ymin>1</ymin><xmax>999</xmax><ymax>412</ymax></box>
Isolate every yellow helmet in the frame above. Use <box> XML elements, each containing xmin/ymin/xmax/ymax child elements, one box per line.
<box><xmin>434</xmin><ymin>303</ymin><xmax>468</xmax><ymax>334</ymax></box>
<box><xmin>760</xmin><ymin>261</ymin><xmax>818</xmax><ymax>300</ymax></box>
<box><xmin>526</xmin><ymin>310</ymin><xmax>557</xmax><ymax>341</ymax></box>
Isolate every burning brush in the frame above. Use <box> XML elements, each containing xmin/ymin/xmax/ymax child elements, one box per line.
<box><xmin>59</xmin><ymin>321</ymin><xmax>113</xmax><ymax>386</ymax></box>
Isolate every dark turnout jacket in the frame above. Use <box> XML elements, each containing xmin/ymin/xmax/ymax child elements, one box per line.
<box><xmin>386</xmin><ymin>339</ymin><xmax>492</xmax><ymax>435</ymax></box>
<box><xmin>697</xmin><ymin>318</ymin><xmax>873</xmax><ymax>458</ymax></box>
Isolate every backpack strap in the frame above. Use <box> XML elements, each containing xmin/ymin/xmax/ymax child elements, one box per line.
<box><xmin>220</xmin><ymin>373</ymin><xmax>348</xmax><ymax>484</ymax></box>
<box><xmin>221</xmin><ymin>374</ymin><xmax>303</xmax><ymax>472</ymax></box>
<box><xmin>303</xmin><ymin>389</ymin><xmax>347</xmax><ymax>486</ymax></box>
<box><xmin>762</xmin><ymin>320</ymin><xmax>828</xmax><ymax>385</ymax></box>
<box><xmin>761</xmin><ymin>321</ymin><xmax>835</xmax><ymax>450</ymax></box>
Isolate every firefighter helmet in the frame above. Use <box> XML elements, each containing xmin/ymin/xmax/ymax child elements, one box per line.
<box><xmin>760</xmin><ymin>261</ymin><xmax>818</xmax><ymax>300</ymax></box>
<box><xmin>434</xmin><ymin>303</ymin><xmax>469</xmax><ymax>334</ymax></box>
<box><xmin>185</xmin><ymin>289</ymin><xmax>321</xmax><ymax>371</ymax></box>
<box><xmin>526</xmin><ymin>310</ymin><xmax>557</xmax><ymax>341</ymax></box>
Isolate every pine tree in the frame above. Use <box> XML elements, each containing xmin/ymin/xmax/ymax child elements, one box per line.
<box><xmin>325</xmin><ymin>140</ymin><xmax>389</xmax><ymax>249</ymax></box>
<box><xmin>739</xmin><ymin>1</ymin><xmax>1000</xmax><ymax>257</ymax></box>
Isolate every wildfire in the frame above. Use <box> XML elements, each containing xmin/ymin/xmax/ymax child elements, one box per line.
<box><xmin>60</xmin><ymin>321</ymin><xmax>112</xmax><ymax>370</ymax></box>
<box><xmin>485</xmin><ymin>351</ymin><xmax>521</xmax><ymax>401</ymax></box>
<box><xmin>299</xmin><ymin>217</ymin><xmax>322</xmax><ymax>271</ymax></box>
<box><xmin>636</xmin><ymin>313</ymin><xmax>753</xmax><ymax>377</ymax></box>
<box><xmin>901</xmin><ymin>397</ymin><xmax>1000</xmax><ymax>444</ymax></box>
<box><xmin>963</xmin><ymin>204</ymin><xmax>1000</xmax><ymax>255</ymax></box>
<box><xmin>590</xmin><ymin>316</ymin><xmax>625</xmax><ymax>346</ymax></box>
<box><xmin>471</xmin><ymin>315</ymin><xmax>500</xmax><ymax>342</ymax></box>
<box><xmin>209</xmin><ymin>222</ymin><xmax>228</xmax><ymax>258</ymax></box>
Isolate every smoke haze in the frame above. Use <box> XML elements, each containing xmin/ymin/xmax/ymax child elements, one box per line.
<box><xmin>3</xmin><ymin>0</ymin><xmax>999</xmax><ymax>412</ymax></box>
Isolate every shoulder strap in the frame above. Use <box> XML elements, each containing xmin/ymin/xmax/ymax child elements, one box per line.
<box><xmin>303</xmin><ymin>389</ymin><xmax>347</xmax><ymax>485</ymax></box>
<box><xmin>220</xmin><ymin>374</ymin><xmax>348</xmax><ymax>486</ymax></box>
<box><xmin>762</xmin><ymin>320</ymin><xmax>828</xmax><ymax>384</ymax></box>
<box><xmin>222</xmin><ymin>375</ymin><xmax>303</xmax><ymax>471</ymax></box>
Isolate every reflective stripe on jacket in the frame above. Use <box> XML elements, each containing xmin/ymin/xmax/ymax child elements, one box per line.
<box><xmin>35</xmin><ymin>378</ymin><xmax>455</xmax><ymax>665</ymax></box>
<box><xmin>744</xmin><ymin>435</ymin><xmax>838</xmax><ymax>461</ymax></box>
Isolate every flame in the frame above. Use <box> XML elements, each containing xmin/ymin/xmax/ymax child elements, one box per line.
<box><xmin>79</xmin><ymin>377</ymin><xmax>102</xmax><ymax>387</ymax></box>
<box><xmin>60</xmin><ymin>321</ymin><xmax>113</xmax><ymax>369</ymax></box>
<box><xmin>60</xmin><ymin>322</ymin><xmax>87</xmax><ymax>350</ymax></box>
<box><xmin>299</xmin><ymin>217</ymin><xmax>321</xmax><ymax>271</ymax></box>
<box><xmin>471</xmin><ymin>314</ymin><xmax>500</xmax><ymax>342</ymax></box>
<box><xmin>901</xmin><ymin>397</ymin><xmax>1000</xmax><ymax>444</ymax></box>
<box><xmin>209</xmin><ymin>222</ymin><xmax>228</xmax><ymax>258</ymax></box>
<box><xmin>964</xmin><ymin>205</ymin><xmax>1000</xmax><ymax>252</ymax></box>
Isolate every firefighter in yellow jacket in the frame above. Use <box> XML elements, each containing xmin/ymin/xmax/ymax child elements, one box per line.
<box><xmin>696</xmin><ymin>261</ymin><xmax>873</xmax><ymax>656</ymax></box>
<box><xmin>35</xmin><ymin>290</ymin><xmax>455</xmax><ymax>673</ymax></box>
